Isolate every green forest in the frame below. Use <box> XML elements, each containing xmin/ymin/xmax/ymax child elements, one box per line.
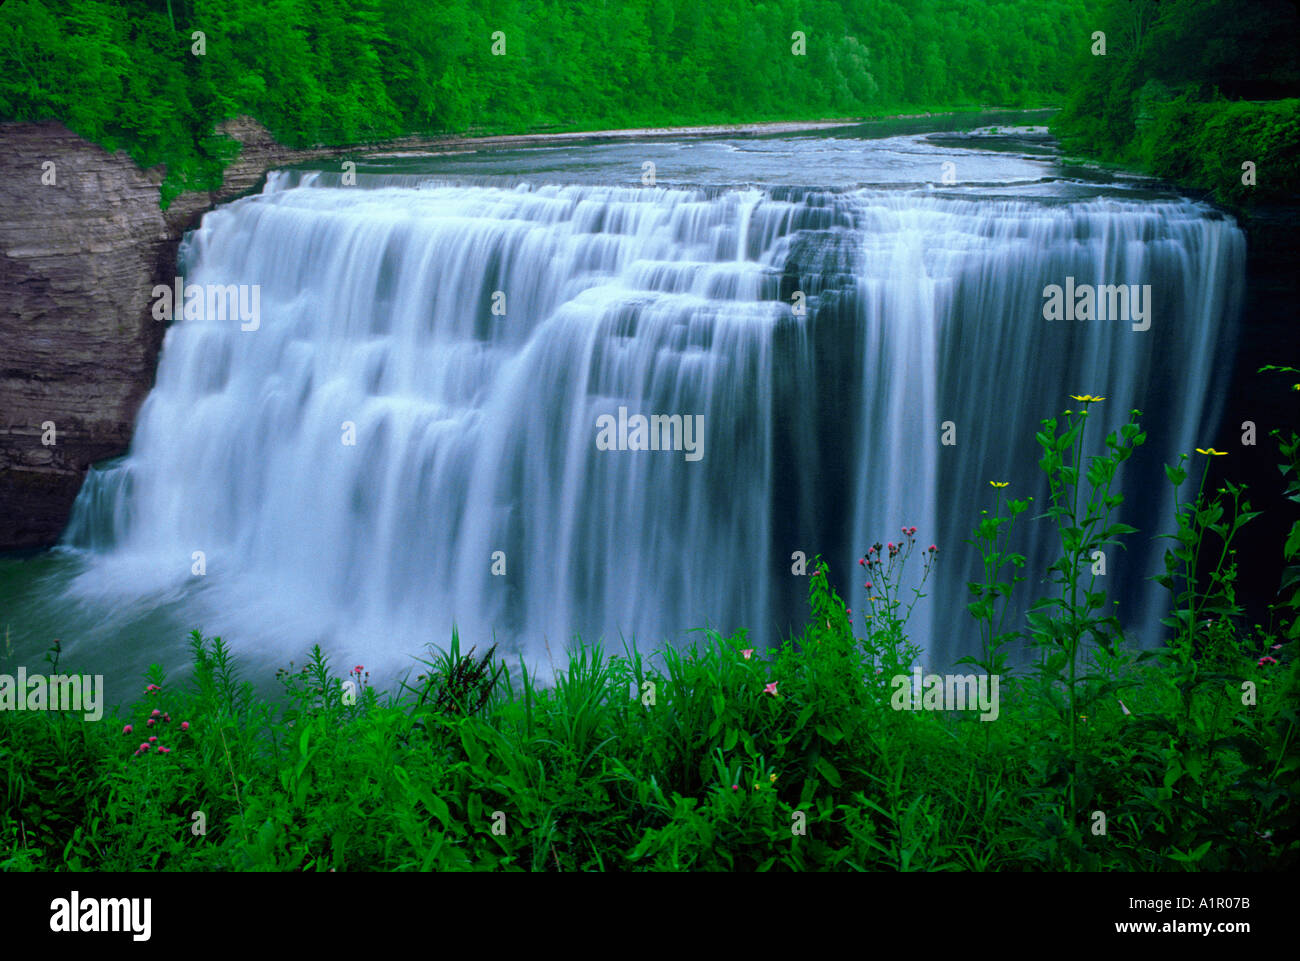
<box><xmin>1</xmin><ymin>0</ymin><xmax>1101</xmax><ymax>202</ymax></box>
<box><xmin>5</xmin><ymin>0</ymin><xmax>1297</xmax><ymax>203</ymax></box>
<box><xmin>4</xmin><ymin>0</ymin><xmax>1299</xmax><ymax>204</ymax></box>
<box><xmin>1053</xmin><ymin>0</ymin><xmax>1300</xmax><ymax>204</ymax></box>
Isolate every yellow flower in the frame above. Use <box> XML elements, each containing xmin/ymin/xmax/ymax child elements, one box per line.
<box><xmin>769</xmin><ymin>773</ymin><xmax>778</xmax><ymax>784</ymax></box>
<box><xmin>1069</xmin><ymin>394</ymin><xmax>1105</xmax><ymax>403</ymax></box>
<box><xmin>1195</xmin><ymin>448</ymin><xmax>1227</xmax><ymax>456</ymax></box>
<box><xmin>989</xmin><ymin>481</ymin><xmax>1009</xmax><ymax>488</ymax></box>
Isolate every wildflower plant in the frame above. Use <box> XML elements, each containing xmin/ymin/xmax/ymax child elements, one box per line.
<box><xmin>1156</xmin><ymin>449</ymin><xmax>1256</xmax><ymax>667</ymax></box>
<box><xmin>1026</xmin><ymin>397</ymin><xmax>1145</xmax><ymax>827</ymax></box>
<box><xmin>962</xmin><ymin>484</ymin><xmax>1031</xmax><ymax>677</ymax></box>
<box><xmin>856</xmin><ymin>527</ymin><xmax>935</xmax><ymax>683</ymax></box>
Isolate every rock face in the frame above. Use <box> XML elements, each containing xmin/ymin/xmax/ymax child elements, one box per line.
<box><xmin>0</xmin><ymin>117</ymin><xmax>346</xmax><ymax>550</ymax></box>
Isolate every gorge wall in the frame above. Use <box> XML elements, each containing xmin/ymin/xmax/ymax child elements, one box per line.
<box><xmin>0</xmin><ymin>117</ymin><xmax>343</xmax><ymax>548</ymax></box>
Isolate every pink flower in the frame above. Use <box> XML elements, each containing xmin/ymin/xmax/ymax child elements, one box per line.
<box><xmin>181</xmin><ymin>721</ymin><xmax>190</xmax><ymax>731</ymax></box>
<box><xmin>138</xmin><ymin>743</ymin><xmax>149</xmax><ymax>752</ymax></box>
<box><xmin>148</xmin><ymin>736</ymin><xmax>157</xmax><ymax>743</ymax></box>
<box><xmin>888</xmin><ymin>542</ymin><xmax>895</xmax><ymax>550</ymax></box>
<box><xmin>146</xmin><ymin>718</ymin><xmax>155</xmax><ymax>727</ymax></box>
<box><xmin>157</xmin><ymin>746</ymin><xmax>169</xmax><ymax>754</ymax></box>
<box><xmin>764</xmin><ymin>682</ymin><xmax>779</xmax><ymax>696</ymax></box>
<box><xmin>846</xmin><ymin>609</ymin><xmax>851</xmax><ymax>615</ymax></box>
<box><xmin>1258</xmin><ymin>656</ymin><xmax>1278</xmax><ymax>666</ymax></box>
<box><xmin>146</xmin><ymin>684</ymin><xmax>160</xmax><ymax>693</ymax></box>
<box><xmin>929</xmin><ymin>545</ymin><xmax>937</xmax><ymax>552</ymax></box>
<box><xmin>122</xmin><ymin>725</ymin><xmax>132</xmax><ymax>735</ymax></box>
<box><xmin>1272</xmin><ymin>643</ymin><xmax>1283</xmax><ymax>650</ymax></box>
<box><xmin>150</xmin><ymin>709</ymin><xmax>161</xmax><ymax>718</ymax></box>
<box><xmin>741</xmin><ymin>648</ymin><xmax>754</xmax><ymax>660</ymax></box>
<box><xmin>859</xmin><ymin>558</ymin><xmax>866</xmax><ymax>567</ymax></box>
<box><xmin>865</xmin><ymin>582</ymin><xmax>872</xmax><ymax>589</ymax></box>
<box><xmin>163</xmin><ymin>714</ymin><xmax>171</xmax><ymax>723</ymax></box>
<box><xmin>732</xmin><ymin>785</ymin><xmax>740</xmax><ymax>791</ymax></box>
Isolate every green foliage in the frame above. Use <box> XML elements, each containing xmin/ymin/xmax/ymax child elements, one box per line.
<box><xmin>2</xmin><ymin>467</ymin><xmax>1295</xmax><ymax>870</ymax></box>
<box><xmin>1028</xmin><ymin>399</ymin><xmax>1144</xmax><ymax>700</ymax></box>
<box><xmin>1</xmin><ymin>0</ymin><xmax>1099</xmax><ymax>205</ymax></box>
<box><xmin>963</xmin><ymin>486</ymin><xmax>1030</xmax><ymax>676</ymax></box>
<box><xmin>1260</xmin><ymin>365</ymin><xmax>1300</xmax><ymax>641</ymax></box>
<box><xmin>2</xmin><ymin>397</ymin><xmax>1297</xmax><ymax>871</ymax></box>
<box><xmin>1117</xmin><ymin>428</ymin><xmax>1300</xmax><ymax>868</ymax></box>
<box><xmin>1139</xmin><ymin>98</ymin><xmax>1300</xmax><ymax>205</ymax></box>
<box><xmin>403</xmin><ymin>629</ymin><xmax>501</xmax><ymax>718</ymax></box>
<box><xmin>1052</xmin><ymin>0</ymin><xmax>1300</xmax><ymax>204</ymax></box>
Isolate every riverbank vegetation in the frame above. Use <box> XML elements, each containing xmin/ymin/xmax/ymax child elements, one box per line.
<box><xmin>3</xmin><ymin>399</ymin><xmax>1295</xmax><ymax>871</ymax></box>
<box><xmin>0</xmin><ymin>0</ymin><xmax>1099</xmax><ymax>204</ymax></box>
<box><xmin>1051</xmin><ymin>0</ymin><xmax>1300</xmax><ymax>205</ymax></box>
<box><xmin>3</xmin><ymin>2</ymin><xmax>1296</xmax><ymax>205</ymax></box>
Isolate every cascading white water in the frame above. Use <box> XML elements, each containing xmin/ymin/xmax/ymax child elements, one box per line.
<box><xmin>61</xmin><ymin>167</ymin><xmax>1244</xmax><ymax>677</ymax></box>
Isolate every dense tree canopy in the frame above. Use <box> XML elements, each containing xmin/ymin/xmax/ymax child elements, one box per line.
<box><xmin>1052</xmin><ymin>0</ymin><xmax>1300</xmax><ymax>202</ymax></box>
<box><xmin>6</xmin><ymin>0</ymin><xmax>1292</xmax><ymax>204</ymax></box>
<box><xmin>1</xmin><ymin>0</ymin><xmax>1100</xmax><ymax>202</ymax></box>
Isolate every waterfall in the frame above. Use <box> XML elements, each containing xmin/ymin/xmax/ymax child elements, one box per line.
<box><xmin>61</xmin><ymin>170</ymin><xmax>1244</xmax><ymax>676</ymax></box>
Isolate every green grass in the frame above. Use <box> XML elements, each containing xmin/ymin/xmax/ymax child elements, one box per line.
<box><xmin>2</xmin><ymin>398</ymin><xmax>1297</xmax><ymax>872</ymax></box>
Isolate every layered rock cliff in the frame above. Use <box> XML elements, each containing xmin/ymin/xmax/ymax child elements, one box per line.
<box><xmin>0</xmin><ymin>118</ymin><xmax>346</xmax><ymax>549</ymax></box>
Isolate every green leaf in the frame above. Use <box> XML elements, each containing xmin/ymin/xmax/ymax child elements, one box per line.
<box><xmin>1168</xmin><ymin>839</ymin><xmax>1213</xmax><ymax>864</ymax></box>
<box><xmin>792</xmin><ymin>703</ymin><xmax>816</xmax><ymax>734</ymax></box>
<box><xmin>813</xmin><ymin>756</ymin><xmax>842</xmax><ymax>787</ymax></box>
<box><xmin>816</xmin><ymin>723</ymin><xmax>845</xmax><ymax>745</ymax></box>
<box><xmin>1284</xmin><ymin>521</ymin><xmax>1300</xmax><ymax>560</ymax></box>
